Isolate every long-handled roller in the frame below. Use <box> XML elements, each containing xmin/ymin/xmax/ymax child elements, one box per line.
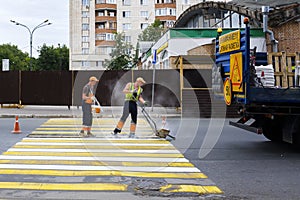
<box><xmin>139</xmin><ymin>104</ymin><xmax>175</xmax><ymax>140</ymax></box>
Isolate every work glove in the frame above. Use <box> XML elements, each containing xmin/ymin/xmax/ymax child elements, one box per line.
<box><xmin>143</xmin><ymin>101</ymin><xmax>148</xmax><ymax>107</ymax></box>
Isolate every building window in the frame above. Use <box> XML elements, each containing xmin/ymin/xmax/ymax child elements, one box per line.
<box><xmin>122</xmin><ymin>23</ymin><xmax>131</xmax><ymax>30</ymax></box>
<box><xmin>96</xmin><ymin>0</ymin><xmax>116</xmax><ymax>4</ymax></box>
<box><xmin>123</xmin><ymin>11</ymin><xmax>131</xmax><ymax>18</ymax></box>
<box><xmin>108</xmin><ymin>22</ymin><xmax>116</xmax><ymax>29</ymax></box>
<box><xmin>166</xmin><ymin>20</ymin><xmax>175</xmax><ymax>28</ymax></box>
<box><xmin>107</xmin><ymin>0</ymin><xmax>116</xmax><ymax>3</ymax></box>
<box><xmin>140</xmin><ymin>11</ymin><xmax>148</xmax><ymax>17</ymax></box>
<box><xmin>97</xmin><ymin>11</ymin><xmax>104</xmax><ymax>16</ymax></box>
<box><xmin>106</xmin><ymin>33</ymin><xmax>115</xmax><ymax>41</ymax></box>
<box><xmin>122</xmin><ymin>0</ymin><xmax>131</xmax><ymax>5</ymax></box>
<box><xmin>182</xmin><ymin>0</ymin><xmax>189</xmax><ymax>4</ymax></box>
<box><xmin>156</xmin><ymin>8</ymin><xmax>175</xmax><ymax>16</ymax></box>
<box><xmin>82</xmin><ymin>61</ymin><xmax>90</xmax><ymax>67</ymax></box>
<box><xmin>156</xmin><ymin>9</ymin><xmax>163</xmax><ymax>16</ymax></box>
<box><xmin>82</xmin><ymin>23</ymin><xmax>89</xmax><ymax>30</ymax></box>
<box><xmin>141</xmin><ymin>23</ymin><xmax>148</xmax><ymax>30</ymax></box>
<box><xmin>96</xmin><ymin>0</ymin><xmax>116</xmax><ymax>3</ymax></box>
<box><xmin>82</xmin><ymin>0</ymin><xmax>90</xmax><ymax>6</ymax></box>
<box><xmin>140</xmin><ymin>0</ymin><xmax>148</xmax><ymax>5</ymax></box>
<box><xmin>109</xmin><ymin>12</ymin><xmax>115</xmax><ymax>16</ymax></box>
<box><xmin>82</xmin><ymin>11</ymin><xmax>89</xmax><ymax>18</ymax></box>
<box><xmin>96</xmin><ymin>61</ymin><xmax>104</xmax><ymax>67</ymax></box>
<box><xmin>97</xmin><ymin>24</ymin><xmax>105</xmax><ymax>29</ymax></box>
<box><xmin>96</xmin><ymin>34</ymin><xmax>106</xmax><ymax>40</ymax></box>
<box><xmin>82</xmin><ymin>36</ymin><xmax>89</xmax><ymax>42</ymax></box>
<box><xmin>170</xmin><ymin>8</ymin><xmax>176</xmax><ymax>16</ymax></box>
<box><xmin>82</xmin><ymin>48</ymin><xmax>89</xmax><ymax>54</ymax></box>
<box><xmin>124</xmin><ymin>36</ymin><xmax>131</xmax><ymax>42</ymax></box>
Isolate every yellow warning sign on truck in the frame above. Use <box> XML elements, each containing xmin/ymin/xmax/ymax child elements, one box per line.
<box><xmin>230</xmin><ymin>52</ymin><xmax>243</xmax><ymax>92</ymax></box>
<box><xmin>219</xmin><ymin>30</ymin><xmax>240</xmax><ymax>54</ymax></box>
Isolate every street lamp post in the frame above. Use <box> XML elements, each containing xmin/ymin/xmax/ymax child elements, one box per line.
<box><xmin>10</xmin><ymin>19</ymin><xmax>52</xmax><ymax>71</ymax></box>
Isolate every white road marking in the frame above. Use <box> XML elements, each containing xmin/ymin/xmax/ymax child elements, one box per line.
<box><xmin>0</xmin><ymin>155</ymin><xmax>189</xmax><ymax>162</ymax></box>
<box><xmin>0</xmin><ymin>164</ymin><xmax>200</xmax><ymax>173</ymax></box>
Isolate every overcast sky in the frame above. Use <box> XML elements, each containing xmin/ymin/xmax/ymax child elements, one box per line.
<box><xmin>0</xmin><ymin>0</ymin><xmax>69</xmax><ymax>57</ymax></box>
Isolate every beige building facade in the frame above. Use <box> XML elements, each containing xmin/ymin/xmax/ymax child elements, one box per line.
<box><xmin>69</xmin><ymin>0</ymin><xmax>207</xmax><ymax>70</ymax></box>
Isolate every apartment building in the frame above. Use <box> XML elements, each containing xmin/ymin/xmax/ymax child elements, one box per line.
<box><xmin>69</xmin><ymin>0</ymin><xmax>204</xmax><ymax>70</ymax></box>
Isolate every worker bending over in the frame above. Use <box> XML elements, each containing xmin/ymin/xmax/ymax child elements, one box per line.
<box><xmin>112</xmin><ymin>77</ymin><xmax>147</xmax><ymax>138</ymax></box>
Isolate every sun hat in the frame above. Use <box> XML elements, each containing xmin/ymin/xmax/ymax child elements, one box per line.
<box><xmin>89</xmin><ymin>76</ymin><xmax>99</xmax><ymax>82</ymax></box>
<box><xmin>136</xmin><ymin>77</ymin><xmax>146</xmax><ymax>84</ymax></box>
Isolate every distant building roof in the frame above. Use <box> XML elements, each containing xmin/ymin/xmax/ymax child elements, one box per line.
<box><xmin>139</xmin><ymin>41</ymin><xmax>155</xmax><ymax>54</ymax></box>
<box><xmin>230</xmin><ymin>0</ymin><xmax>300</xmax><ymax>9</ymax></box>
<box><xmin>175</xmin><ymin>1</ymin><xmax>300</xmax><ymax>27</ymax></box>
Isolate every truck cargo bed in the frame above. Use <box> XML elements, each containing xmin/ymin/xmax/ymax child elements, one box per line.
<box><xmin>248</xmin><ymin>87</ymin><xmax>300</xmax><ymax>104</ymax></box>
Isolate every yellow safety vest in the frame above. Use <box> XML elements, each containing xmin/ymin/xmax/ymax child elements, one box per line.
<box><xmin>125</xmin><ymin>83</ymin><xmax>143</xmax><ymax>101</ymax></box>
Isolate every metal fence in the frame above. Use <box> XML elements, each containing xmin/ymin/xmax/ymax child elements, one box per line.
<box><xmin>0</xmin><ymin>70</ymin><xmax>181</xmax><ymax>107</ymax></box>
<box><xmin>0</xmin><ymin>69</ymin><xmax>238</xmax><ymax>118</ymax></box>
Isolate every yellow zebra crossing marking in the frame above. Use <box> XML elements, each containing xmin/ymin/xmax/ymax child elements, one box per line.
<box><xmin>0</xmin><ymin>118</ymin><xmax>223</xmax><ymax>196</ymax></box>
<box><xmin>0</xmin><ymin>159</ymin><xmax>195</xmax><ymax>167</ymax></box>
<box><xmin>0</xmin><ymin>182</ymin><xmax>128</xmax><ymax>191</ymax></box>
<box><xmin>29</xmin><ymin>118</ymin><xmax>154</xmax><ymax>137</ymax></box>
<box><xmin>0</xmin><ymin>169</ymin><xmax>207</xmax><ymax>179</ymax></box>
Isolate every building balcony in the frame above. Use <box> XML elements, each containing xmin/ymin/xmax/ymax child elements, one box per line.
<box><xmin>95</xmin><ymin>28</ymin><xmax>116</xmax><ymax>34</ymax></box>
<box><xmin>155</xmin><ymin>16</ymin><xmax>176</xmax><ymax>21</ymax></box>
<box><xmin>95</xmin><ymin>3</ymin><xmax>117</xmax><ymax>10</ymax></box>
<box><xmin>95</xmin><ymin>16</ymin><xmax>117</xmax><ymax>22</ymax></box>
<box><xmin>155</xmin><ymin>3</ymin><xmax>176</xmax><ymax>9</ymax></box>
<box><xmin>95</xmin><ymin>40</ymin><xmax>115</xmax><ymax>46</ymax></box>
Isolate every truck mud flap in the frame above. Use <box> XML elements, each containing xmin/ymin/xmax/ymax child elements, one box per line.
<box><xmin>229</xmin><ymin>117</ymin><xmax>263</xmax><ymax>134</ymax></box>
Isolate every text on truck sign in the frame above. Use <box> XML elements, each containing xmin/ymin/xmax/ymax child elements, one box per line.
<box><xmin>219</xmin><ymin>30</ymin><xmax>240</xmax><ymax>54</ymax></box>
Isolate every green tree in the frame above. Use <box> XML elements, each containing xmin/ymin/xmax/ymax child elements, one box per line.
<box><xmin>138</xmin><ymin>19</ymin><xmax>164</xmax><ymax>42</ymax></box>
<box><xmin>0</xmin><ymin>44</ymin><xmax>29</xmax><ymax>70</ymax></box>
<box><xmin>36</xmin><ymin>44</ymin><xmax>69</xmax><ymax>71</ymax></box>
<box><xmin>104</xmin><ymin>32</ymin><xmax>134</xmax><ymax>70</ymax></box>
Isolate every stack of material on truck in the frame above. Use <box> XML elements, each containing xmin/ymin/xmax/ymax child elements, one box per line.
<box><xmin>255</xmin><ymin>64</ymin><xmax>275</xmax><ymax>87</ymax></box>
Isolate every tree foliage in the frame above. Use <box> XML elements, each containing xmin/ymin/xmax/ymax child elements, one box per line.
<box><xmin>0</xmin><ymin>44</ymin><xmax>29</xmax><ymax>70</ymax></box>
<box><xmin>36</xmin><ymin>44</ymin><xmax>69</xmax><ymax>71</ymax></box>
<box><xmin>138</xmin><ymin>19</ymin><xmax>164</xmax><ymax>42</ymax></box>
<box><xmin>104</xmin><ymin>32</ymin><xmax>134</xmax><ymax>70</ymax></box>
<box><xmin>0</xmin><ymin>43</ymin><xmax>69</xmax><ymax>71</ymax></box>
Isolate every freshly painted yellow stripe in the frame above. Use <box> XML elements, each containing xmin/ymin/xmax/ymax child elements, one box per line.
<box><xmin>43</xmin><ymin>119</ymin><xmax>147</xmax><ymax>125</ymax></box>
<box><xmin>160</xmin><ymin>184</ymin><xmax>223</xmax><ymax>194</ymax></box>
<box><xmin>13</xmin><ymin>145</ymin><xmax>176</xmax><ymax>150</ymax></box>
<box><xmin>0</xmin><ymin>169</ymin><xmax>207</xmax><ymax>178</ymax></box>
<box><xmin>4</xmin><ymin>151</ymin><xmax>184</xmax><ymax>158</ymax></box>
<box><xmin>0</xmin><ymin>160</ymin><xmax>194</xmax><ymax>167</ymax></box>
<box><xmin>30</xmin><ymin>131</ymin><xmax>88</xmax><ymax>134</ymax></box>
<box><xmin>202</xmin><ymin>186</ymin><xmax>224</xmax><ymax>194</ymax></box>
<box><xmin>41</xmin><ymin>124</ymin><xmax>150</xmax><ymax>127</ymax></box>
<box><xmin>36</xmin><ymin>127</ymin><xmax>152</xmax><ymax>131</ymax></box>
<box><xmin>0</xmin><ymin>182</ymin><xmax>127</xmax><ymax>191</ymax></box>
<box><xmin>21</xmin><ymin>139</ymin><xmax>169</xmax><ymax>144</ymax></box>
<box><xmin>30</xmin><ymin>131</ymin><xmax>152</xmax><ymax>135</ymax></box>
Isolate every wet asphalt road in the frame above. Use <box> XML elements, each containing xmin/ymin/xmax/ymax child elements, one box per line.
<box><xmin>0</xmin><ymin>118</ymin><xmax>300</xmax><ymax>200</ymax></box>
<box><xmin>169</xmin><ymin>118</ymin><xmax>300</xmax><ymax>200</ymax></box>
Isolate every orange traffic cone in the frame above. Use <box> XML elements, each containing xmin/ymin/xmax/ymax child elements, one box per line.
<box><xmin>12</xmin><ymin>116</ymin><xmax>21</xmax><ymax>134</ymax></box>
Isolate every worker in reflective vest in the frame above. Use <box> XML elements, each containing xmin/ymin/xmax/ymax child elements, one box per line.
<box><xmin>112</xmin><ymin>77</ymin><xmax>147</xmax><ymax>138</ymax></box>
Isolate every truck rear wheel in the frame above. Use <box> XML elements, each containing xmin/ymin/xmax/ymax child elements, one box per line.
<box><xmin>262</xmin><ymin>117</ymin><xmax>283</xmax><ymax>142</ymax></box>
